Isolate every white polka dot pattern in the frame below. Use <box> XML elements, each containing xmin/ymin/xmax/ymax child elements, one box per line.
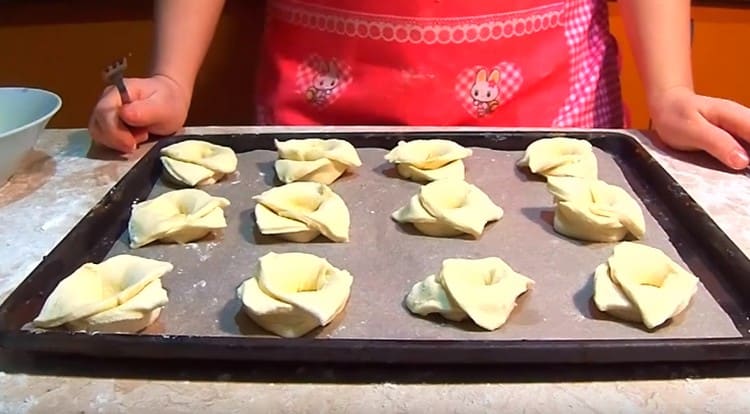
<box><xmin>270</xmin><ymin>1</ymin><xmax>565</xmax><ymax>44</ymax></box>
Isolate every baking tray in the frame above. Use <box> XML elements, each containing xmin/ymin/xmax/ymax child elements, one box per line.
<box><xmin>1</xmin><ymin>131</ymin><xmax>749</xmax><ymax>365</ymax></box>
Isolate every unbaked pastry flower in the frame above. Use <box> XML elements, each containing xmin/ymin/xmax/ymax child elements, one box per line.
<box><xmin>236</xmin><ymin>252</ymin><xmax>353</xmax><ymax>338</ymax></box>
<box><xmin>160</xmin><ymin>140</ymin><xmax>238</xmax><ymax>187</ymax></box>
<box><xmin>546</xmin><ymin>176</ymin><xmax>646</xmax><ymax>242</ymax></box>
<box><xmin>385</xmin><ymin>139</ymin><xmax>473</xmax><ymax>182</ymax></box>
<box><xmin>252</xmin><ymin>181</ymin><xmax>350</xmax><ymax>243</ymax></box>
<box><xmin>128</xmin><ymin>188</ymin><xmax>231</xmax><ymax>248</ymax></box>
<box><xmin>517</xmin><ymin>137</ymin><xmax>598</xmax><ymax>179</ymax></box>
<box><xmin>406</xmin><ymin>257</ymin><xmax>534</xmax><ymax>330</ymax></box>
<box><xmin>593</xmin><ymin>242</ymin><xmax>699</xmax><ymax>329</ymax></box>
<box><xmin>32</xmin><ymin>255</ymin><xmax>173</xmax><ymax>333</ymax></box>
<box><xmin>274</xmin><ymin>138</ymin><xmax>362</xmax><ymax>185</ymax></box>
<box><xmin>392</xmin><ymin>179</ymin><xmax>503</xmax><ymax>238</ymax></box>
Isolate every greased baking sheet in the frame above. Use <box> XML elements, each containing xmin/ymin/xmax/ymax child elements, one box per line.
<box><xmin>103</xmin><ymin>146</ymin><xmax>741</xmax><ymax>340</ymax></box>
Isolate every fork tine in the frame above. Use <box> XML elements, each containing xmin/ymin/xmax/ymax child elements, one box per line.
<box><xmin>101</xmin><ymin>56</ymin><xmax>132</xmax><ymax>104</ymax></box>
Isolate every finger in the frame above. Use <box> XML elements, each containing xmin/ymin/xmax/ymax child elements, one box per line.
<box><xmin>700</xmin><ymin>97</ymin><xmax>750</xmax><ymax>144</ymax></box>
<box><xmin>133</xmin><ymin>127</ymin><xmax>150</xmax><ymax>144</ymax></box>
<box><xmin>92</xmin><ymin>116</ymin><xmax>136</xmax><ymax>153</ymax></box>
<box><xmin>90</xmin><ymin>100</ymin><xmax>138</xmax><ymax>153</ymax></box>
<box><xmin>88</xmin><ymin>112</ymin><xmax>130</xmax><ymax>153</ymax></box>
<box><xmin>692</xmin><ymin>116</ymin><xmax>749</xmax><ymax>170</ymax></box>
<box><xmin>119</xmin><ymin>96</ymin><xmax>169</xmax><ymax>128</ymax></box>
<box><xmin>93</xmin><ymin>79</ymin><xmax>159</xmax><ymax>151</ymax></box>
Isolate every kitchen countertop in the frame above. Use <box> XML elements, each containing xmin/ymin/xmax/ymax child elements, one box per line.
<box><xmin>1</xmin><ymin>127</ymin><xmax>749</xmax><ymax>413</ymax></box>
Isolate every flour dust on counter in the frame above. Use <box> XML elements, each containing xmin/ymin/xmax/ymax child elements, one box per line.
<box><xmin>95</xmin><ymin>145</ymin><xmax>740</xmax><ymax>341</ymax></box>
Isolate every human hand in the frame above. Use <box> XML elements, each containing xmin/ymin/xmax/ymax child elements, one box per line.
<box><xmin>649</xmin><ymin>86</ymin><xmax>750</xmax><ymax>170</ymax></box>
<box><xmin>88</xmin><ymin>74</ymin><xmax>190</xmax><ymax>153</ymax></box>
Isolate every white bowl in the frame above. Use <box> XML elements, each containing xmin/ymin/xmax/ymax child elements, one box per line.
<box><xmin>0</xmin><ymin>87</ymin><xmax>62</xmax><ymax>186</ymax></box>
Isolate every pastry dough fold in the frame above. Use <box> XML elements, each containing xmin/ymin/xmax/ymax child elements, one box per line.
<box><xmin>385</xmin><ymin>139</ymin><xmax>472</xmax><ymax>182</ymax></box>
<box><xmin>128</xmin><ymin>189</ymin><xmax>231</xmax><ymax>248</ymax></box>
<box><xmin>237</xmin><ymin>252</ymin><xmax>353</xmax><ymax>338</ymax></box>
<box><xmin>546</xmin><ymin>176</ymin><xmax>646</xmax><ymax>242</ymax></box>
<box><xmin>406</xmin><ymin>257</ymin><xmax>534</xmax><ymax>330</ymax></box>
<box><xmin>32</xmin><ymin>255</ymin><xmax>173</xmax><ymax>332</ymax></box>
<box><xmin>160</xmin><ymin>140</ymin><xmax>238</xmax><ymax>187</ymax></box>
<box><xmin>517</xmin><ymin>137</ymin><xmax>598</xmax><ymax>179</ymax></box>
<box><xmin>392</xmin><ymin>179</ymin><xmax>503</xmax><ymax>238</ymax></box>
<box><xmin>253</xmin><ymin>182</ymin><xmax>350</xmax><ymax>242</ymax></box>
<box><xmin>593</xmin><ymin>242</ymin><xmax>699</xmax><ymax>329</ymax></box>
<box><xmin>274</xmin><ymin>138</ymin><xmax>362</xmax><ymax>184</ymax></box>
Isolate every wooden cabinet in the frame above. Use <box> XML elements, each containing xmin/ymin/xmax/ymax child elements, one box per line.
<box><xmin>0</xmin><ymin>0</ymin><xmax>265</xmax><ymax>128</ymax></box>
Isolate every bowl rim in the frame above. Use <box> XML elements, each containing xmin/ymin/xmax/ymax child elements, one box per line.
<box><xmin>0</xmin><ymin>87</ymin><xmax>63</xmax><ymax>139</ymax></box>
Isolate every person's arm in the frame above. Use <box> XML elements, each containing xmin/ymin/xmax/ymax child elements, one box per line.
<box><xmin>88</xmin><ymin>0</ymin><xmax>226</xmax><ymax>153</ymax></box>
<box><xmin>618</xmin><ymin>0</ymin><xmax>750</xmax><ymax>170</ymax></box>
<box><xmin>617</xmin><ymin>0</ymin><xmax>692</xmax><ymax>105</ymax></box>
<box><xmin>151</xmin><ymin>0</ymin><xmax>226</xmax><ymax>103</ymax></box>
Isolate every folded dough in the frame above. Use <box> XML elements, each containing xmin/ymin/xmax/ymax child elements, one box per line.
<box><xmin>406</xmin><ymin>257</ymin><xmax>534</xmax><ymax>330</ymax></box>
<box><xmin>252</xmin><ymin>182</ymin><xmax>350</xmax><ymax>242</ymax></box>
<box><xmin>160</xmin><ymin>140</ymin><xmax>238</xmax><ymax>187</ymax></box>
<box><xmin>517</xmin><ymin>137</ymin><xmax>598</xmax><ymax>179</ymax></box>
<box><xmin>546</xmin><ymin>176</ymin><xmax>646</xmax><ymax>242</ymax></box>
<box><xmin>32</xmin><ymin>255</ymin><xmax>173</xmax><ymax>333</ymax></box>
<box><xmin>593</xmin><ymin>242</ymin><xmax>699</xmax><ymax>329</ymax></box>
<box><xmin>128</xmin><ymin>188</ymin><xmax>231</xmax><ymax>248</ymax></box>
<box><xmin>237</xmin><ymin>252</ymin><xmax>353</xmax><ymax>338</ymax></box>
<box><xmin>385</xmin><ymin>139</ymin><xmax>473</xmax><ymax>182</ymax></box>
<box><xmin>392</xmin><ymin>179</ymin><xmax>503</xmax><ymax>238</ymax></box>
<box><xmin>275</xmin><ymin>138</ymin><xmax>362</xmax><ymax>184</ymax></box>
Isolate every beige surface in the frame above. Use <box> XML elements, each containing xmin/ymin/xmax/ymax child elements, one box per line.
<box><xmin>1</xmin><ymin>127</ymin><xmax>749</xmax><ymax>412</ymax></box>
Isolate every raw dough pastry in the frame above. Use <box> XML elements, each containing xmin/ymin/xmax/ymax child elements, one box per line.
<box><xmin>392</xmin><ymin>179</ymin><xmax>503</xmax><ymax>238</ymax></box>
<box><xmin>275</xmin><ymin>138</ymin><xmax>362</xmax><ymax>185</ymax></box>
<box><xmin>517</xmin><ymin>137</ymin><xmax>598</xmax><ymax>179</ymax></box>
<box><xmin>236</xmin><ymin>252</ymin><xmax>353</xmax><ymax>338</ymax></box>
<box><xmin>160</xmin><ymin>140</ymin><xmax>238</xmax><ymax>187</ymax></box>
<box><xmin>32</xmin><ymin>255</ymin><xmax>173</xmax><ymax>333</ymax></box>
<box><xmin>593</xmin><ymin>242</ymin><xmax>699</xmax><ymax>329</ymax></box>
<box><xmin>385</xmin><ymin>139</ymin><xmax>473</xmax><ymax>182</ymax></box>
<box><xmin>252</xmin><ymin>182</ymin><xmax>350</xmax><ymax>242</ymax></box>
<box><xmin>406</xmin><ymin>257</ymin><xmax>534</xmax><ymax>330</ymax></box>
<box><xmin>129</xmin><ymin>188</ymin><xmax>231</xmax><ymax>248</ymax></box>
<box><xmin>546</xmin><ymin>176</ymin><xmax>646</xmax><ymax>242</ymax></box>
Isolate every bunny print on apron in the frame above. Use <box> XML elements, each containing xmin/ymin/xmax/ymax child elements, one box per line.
<box><xmin>255</xmin><ymin>0</ymin><xmax>625</xmax><ymax>128</ymax></box>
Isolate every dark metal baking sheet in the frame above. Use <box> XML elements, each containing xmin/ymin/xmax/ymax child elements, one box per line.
<box><xmin>1</xmin><ymin>131</ymin><xmax>749</xmax><ymax>365</ymax></box>
<box><xmin>99</xmin><ymin>147</ymin><xmax>740</xmax><ymax>340</ymax></box>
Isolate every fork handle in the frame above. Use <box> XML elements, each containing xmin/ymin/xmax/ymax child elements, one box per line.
<box><xmin>114</xmin><ymin>79</ymin><xmax>132</xmax><ymax>105</ymax></box>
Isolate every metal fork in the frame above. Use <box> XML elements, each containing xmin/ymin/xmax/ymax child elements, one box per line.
<box><xmin>102</xmin><ymin>56</ymin><xmax>132</xmax><ymax>105</ymax></box>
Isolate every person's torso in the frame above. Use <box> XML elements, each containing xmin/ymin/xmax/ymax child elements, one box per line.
<box><xmin>255</xmin><ymin>0</ymin><xmax>624</xmax><ymax>128</ymax></box>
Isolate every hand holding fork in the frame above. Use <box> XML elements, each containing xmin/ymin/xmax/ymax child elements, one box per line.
<box><xmin>89</xmin><ymin>56</ymin><xmax>190</xmax><ymax>153</ymax></box>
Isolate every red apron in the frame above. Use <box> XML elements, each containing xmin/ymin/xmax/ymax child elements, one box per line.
<box><xmin>255</xmin><ymin>0</ymin><xmax>625</xmax><ymax>128</ymax></box>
